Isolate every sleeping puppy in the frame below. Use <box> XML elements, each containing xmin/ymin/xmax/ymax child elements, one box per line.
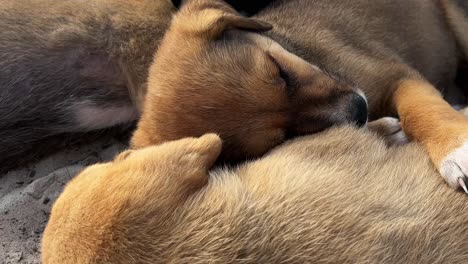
<box><xmin>0</xmin><ymin>0</ymin><xmax>174</xmax><ymax>170</ymax></box>
<box><xmin>0</xmin><ymin>0</ymin><xmax>272</xmax><ymax>171</ymax></box>
<box><xmin>42</xmin><ymin>126</ymin><xmax>468</xmax><ymax>263</ymax></box>
<box><xmin>133</xmin><ymin>0</ymin><xmax>468</xmax><ymax>191</ymax></box>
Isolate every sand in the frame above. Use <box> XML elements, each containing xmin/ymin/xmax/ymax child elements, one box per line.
<box><xmin>0</xmin><ymin>135</ymin><xmax>127</xmax><ymax>263</ymax></box>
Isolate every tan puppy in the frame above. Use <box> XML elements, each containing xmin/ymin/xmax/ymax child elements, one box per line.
<box><xmin>43</xmin><ymin>126</ymin><xmax>468</xmax><ymax>263</ymax></box>
<box><xmin>132</xmin><ymin>0</ymin><xmax>468</xmax><ymax>191</ymax></box>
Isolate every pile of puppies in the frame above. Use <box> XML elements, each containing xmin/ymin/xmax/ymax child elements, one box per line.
<box><xmin>2</xmin><ymin>0</ymin><xmax>468</xmax><ymax>262</ymax></box>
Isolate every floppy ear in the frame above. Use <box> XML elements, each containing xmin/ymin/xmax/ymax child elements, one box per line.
<box><xmin>175</xmin><ymin>0</ymin><xmax>272</xmax><ymax>39</ymax></box>
<box><xmin>212</xmin><ymin>13</ymin><xmax>273</xmax><ymax>35</ymax></box>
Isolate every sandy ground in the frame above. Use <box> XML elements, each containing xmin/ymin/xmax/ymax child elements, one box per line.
<box><xmin>0</xmin><ymin>135</ymin><xmax>127</xmax><ymax>264</ymax></box>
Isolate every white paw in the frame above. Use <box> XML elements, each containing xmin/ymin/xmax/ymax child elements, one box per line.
<box><xmin>440</xmin><ymin>142</ymin><xmax>468</xmax><ymax>193</ymax></box>
<box><xmin>367</xmin><ymin>117</ymin><xmax>409</xmax><ymax>146</ymax></box>
<box><xmin>459</xmin><ymin>106</ymin><xmax>468</xmax><ymax>117</ymax></box>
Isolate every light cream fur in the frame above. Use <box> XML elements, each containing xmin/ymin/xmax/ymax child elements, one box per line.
<box><xmin>42</xmin><ymin>126</ymin><xmax>468</xmax><ymax>263</ymax></box>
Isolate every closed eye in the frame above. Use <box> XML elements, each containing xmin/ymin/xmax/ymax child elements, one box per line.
<box><xmin>268</xmin><ymin>54</ymin><xmax>297</xmax><ymax>95</ymax></box>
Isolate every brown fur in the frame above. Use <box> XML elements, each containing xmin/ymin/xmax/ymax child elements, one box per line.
<box><xmin>133</xmin><ymin>0</ymin><xmax>468</xmax><ymax>188</ymax></box>
<box><xmin>442</xmin><ymin>0</ymin><xmax>468</xmax><ymax>58</ymax></box>
<box><xmin>43</xmin><ymin>126</ymin><xmax>468</xmax><ymax>263</ymax></box>
<box><xmin>0</xmin><ymin>0</ymin><xmax>175</xmax><ymax>170</ymax></box>
<box><xmin>132</xmin><ymin>0</ymin><xmax>367</xmax><ymax>162</ymax></box>
<box><xmin>394</xmin><ymin>79</ymin><xmax>468</xmax><ymax>166</ymax></box>
<box><xmin>0</xmin><ymin>0</ymin><xmax>276</xmax><ymax>172</ymax></box>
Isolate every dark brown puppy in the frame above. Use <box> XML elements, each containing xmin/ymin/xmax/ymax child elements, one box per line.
<box><xmin>0</xmin><ymin>0</ymin><xmax>274</xmax><ymax>171</ymax></box>
<box><xmin>133</xmin><ymin>0</ymin><xmax>468</xmax><ymax>190</ymax></box>
<box><xmin>0</xmin><ymin>0</ymin><xmax>175</xmax><ymax>169</ymax></box>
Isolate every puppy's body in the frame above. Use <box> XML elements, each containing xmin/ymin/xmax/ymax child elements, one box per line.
<box><xmin>43</xmin><ymin>128</ymin><xmax>468</xmax><ymax>263</ymax></box>
<box><xmin>257</xmin><ymin>0</ymin><xmax>464</xmax><ymax>115</ymax></box>
<box><xmin>0</xmin><ymin>0</ymin><xmax>175</xmax><ymax>168</ymax></box>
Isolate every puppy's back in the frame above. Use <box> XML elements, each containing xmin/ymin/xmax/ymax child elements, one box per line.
<box><xmin>43</xmin><ymin>127</ymin><xmax>468</xmax><ymax>263</ymax></box>
<box><xmin>0</xmin><ymin>0</ymin><xmax>174</xmax><ymax>171</ymax></box>
<box><xmin>166</xmin><ymin>127</ymin><xmax>468</xmax><ymax>263</ymax></box>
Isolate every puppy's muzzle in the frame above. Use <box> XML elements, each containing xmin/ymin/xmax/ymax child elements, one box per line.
<box><xmin>286</xmin><ymin>91</ymin><xmax>368</xmax><ymax>139</ymax></box>
<box><xmin>348</xmin><ymin>92</ymin><xmax>368</xmax><ymax>127</ymax></box>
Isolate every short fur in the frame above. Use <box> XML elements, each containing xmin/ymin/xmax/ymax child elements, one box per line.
<box><xmin>133</xmin><ymin>0</ymin><xmax>468</xmax><ymax>189</ymax></box>
<box><xmin>0</xmin><ymin>0</ymin><xmax>275</xmax><ymax>170</ymax></box>
<box><xmin>42</xmin><ymin>126</ymin><xmax>468</xmax><ymax>263</ymax></box>
<box><xmin>132</xmin><ymin>0</ymin><xmax>368</xmax><ymax>162</ymax></box>
<box><xmin>0</xmin><ymin>0</ymin><xmax>175</xmax><ymax>168</ymax></box>
<box><xmin>172</xmin><ymin>0</ymin><xmax>275</xmax><ymax>16</ymax></box>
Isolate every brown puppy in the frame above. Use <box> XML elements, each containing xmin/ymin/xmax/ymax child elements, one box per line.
<box><xmin>133</xmin><ymin>0</ymin><xmax>368</xmax><ymax>162</ymax></box>
<box><xmin>43</xmin><ymin>126</ymin><xmax>468</xmax><ymax>263</ymax></box>
<box><xmin>133</xmin><ymin>0</ymin><xmax>468</xmax><ymax>190</ymax></box>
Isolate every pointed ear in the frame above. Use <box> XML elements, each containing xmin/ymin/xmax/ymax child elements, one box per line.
<box><xmin>155</xmin><ymin>134</ymin><xmax>222</xmax><ymax>196</ymax></box>
<box><xmin>114</xmin><ymin>150</ymin><xmax>134</xmax><ymax>161</ymax></box>
<box><xmin>175</xmin><ymin>0</ymin><xmax>272</xmax><ymax>39</ymax></box>
<box><xmin>131</xmin><ymin>130</ymin><xmax>222</xmax><ymax>170</ymax></box>
<box><xmin>180</xmin><ymin>133</ymin><xmax>222</xmax><ymax>170</ymax></box>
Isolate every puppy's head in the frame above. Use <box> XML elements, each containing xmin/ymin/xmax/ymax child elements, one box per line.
<box><xmin>132</xmin><ymin>0</ymin><xmax>368</xmax><ymax>162</ymax></box>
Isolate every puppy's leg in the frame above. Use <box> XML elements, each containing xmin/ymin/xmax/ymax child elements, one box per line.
<box><xmin>458</xmin><ymin>106</ymin><xmax>468</xmax><ymax>116</ymax></box>
<box><xmin>394</xmin><ymin>79</ymin><xmax>468</xmax><ymax>191</ymax></box>
<box><xmin>369</xmin><ymin>105</ymin><xmax>468</xmax><ymax>147</ymax></box>
<box><xmin>368</xmin><ymin>117</ymin><xmax>408</xmax><ymax>146</ymax></box>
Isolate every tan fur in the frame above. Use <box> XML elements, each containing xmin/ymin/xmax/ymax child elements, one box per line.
<box><xmin>394</xmin><ymin>79</ymin><xmax>468</xmax><ymax>166</ymax></box>
<box><xmin>43</xmin><ymin>126</ymin><xmax>468</xmax><ymax>263</ymax></box>
<box><xmin>133</xmin><ymin>0</ymin><xmax>468</xmax><ymax>189</ymax></box>
<box><xmin>42</xmin><ymin>134</ymin><xmax>222</xmax><ymax>263</ymax></box>
<box><xmin>132</xmin><ymin>0</ymin><xmax>365</xmax><ymax>162</ymax></box>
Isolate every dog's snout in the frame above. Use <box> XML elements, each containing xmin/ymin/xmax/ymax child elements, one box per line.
<box><xmin>349</xmin><ymin>92</ymin><xmax>368</xmax><ymax>127</ymax></box>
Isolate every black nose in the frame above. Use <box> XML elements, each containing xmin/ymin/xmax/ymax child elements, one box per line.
<box><xmin>349</xmin><ymin>93</ymin><xmax>368</xmax><ymax>127</ymax></box>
